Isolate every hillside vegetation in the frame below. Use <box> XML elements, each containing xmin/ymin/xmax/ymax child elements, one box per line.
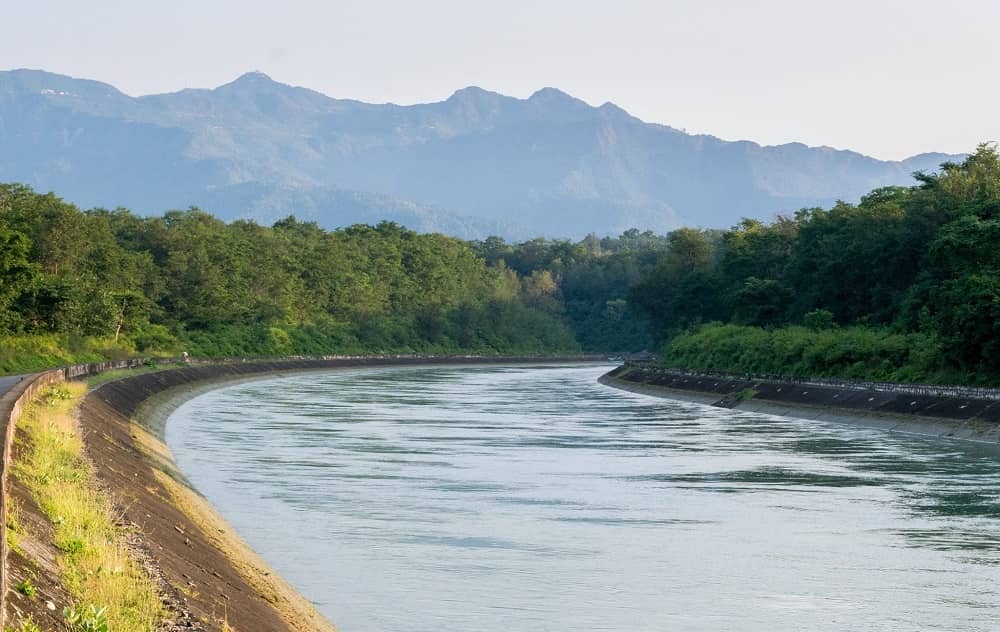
<box><xmin>0</xmin><ymin>187</ymin><xmax>666</xmax><ymax>372</ymax></box>
<box><xmin>3</xmin><ymin>145</ymin><xmax>998</xmax><ymax>384</ymax></box>
<box><xmin>629</xmin><ymin>144</ymin><xmax>1000</xmax><ymax>385</ymax></box>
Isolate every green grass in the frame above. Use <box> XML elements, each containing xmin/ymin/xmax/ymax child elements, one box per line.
<box><xmin>6</xmin><ymin>496</ymin><xmax>24</xmax><ymax>556</ymax></box>
<box><xmin>13</xmin><ymin>383</ymin><xmax>164</xmax><ymax>631</ymax></box>
<box><xmin>0</xmin><ymin>311</ymin><xmax>582</xmax><ymax>377</ymax></box>
<box><xmin>0</xmin><ymin>335</ymin><xmax>136</xmax><ymax>376</ymax></box>
<box><xmin>660</xmin><ymin>322</ymin><xmax>982</xmax><ymax>385</ymax></box>
<box><xmin>83</xmin><ymin>363</ymin><xmax>183</xmax><ymax>388</ymax></box>
<box><xmin>6</xmin><ymin>617</ymin><xmax>43</xmax><ymax>632</ymax></box>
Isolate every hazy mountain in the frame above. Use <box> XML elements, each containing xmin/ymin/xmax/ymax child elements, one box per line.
<box><xmin>0</xmin><ymin>69</ymin><xmax>964</xmax><ymax>239</ymax></box>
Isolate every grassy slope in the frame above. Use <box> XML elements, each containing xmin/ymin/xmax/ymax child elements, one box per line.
<box><xmin>659</xmin><ymin>323</ymin><xmax>984</xmax><ymax>385</ymax></box>
<box><xmin>10</xmin><ymin>382</ymin><xmax>163</xmax><ymax>631</ymax></box>
<box><xmin>0</xmin><ymin>335</ymin><xmax>139</xmax><ymax>375</ymax></box>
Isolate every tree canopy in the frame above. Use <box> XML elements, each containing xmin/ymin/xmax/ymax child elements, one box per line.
<box><xmin>0</xmin><ymin>188</ymin><xmax>665</xmax><ymax>369</ymax></box>
<box><xmin>3</xmin><ymin>143</ymin><xmax>999</xmax><ymax>383</ymax></box>
<box><xmin>629</xmin><ymin>144</ymin><xmax>1000</xmax><ymax>383</ymax></box>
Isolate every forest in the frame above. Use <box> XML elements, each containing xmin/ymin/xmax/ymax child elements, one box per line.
<box><xmin>1</xmin><ymin>144</ymin><xmax>998</xmax><ymax>384</ymax></box>
<box><xmin>630</xmin><ymin>144</ymin><xmax>1000</xmax><ymax>384</ymax></box>
<box><xmin>0</xmin><ymin>185</ymin><xmax>663</xmax><ymax>372</ymax></box>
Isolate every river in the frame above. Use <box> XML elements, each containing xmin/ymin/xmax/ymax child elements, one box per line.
<box><xmin>165</xmin><ymin>364</ymin><xmax>1000</xmax><ymax>631</ymax></box>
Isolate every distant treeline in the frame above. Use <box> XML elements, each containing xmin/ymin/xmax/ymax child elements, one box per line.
<box><xmin>3</xmin><ymin>144</ymin><xmax>998</xmax><ymax>383</ymax></box>
<box><xmin>0</xmin><ymin>185</ymin><xmax>663</xmax><ymax>372</ymax></box>
<box><xmin>630</xmin><ymin>144</ymin><xmax>1000</xmax><ymax>384</ymax></box>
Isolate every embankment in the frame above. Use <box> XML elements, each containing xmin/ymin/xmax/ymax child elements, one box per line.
<box><xmin>3</xmin><ymin>354</ymin><xmax>601</xmax><ymax>631</ymax></box>
<box><xmin>600</xmin><ymin>365</ymin><xmax>1000</xmax><ymax>444</ymax></box>
<box><xmin>0</xmin><ymin>359</ymin><xmax>149</xmax><ymax>630</ymax></box>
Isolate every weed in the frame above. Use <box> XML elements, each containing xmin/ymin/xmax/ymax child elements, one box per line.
<box><xmin>58</xmin><ymin>537</ymin><xmax>86</xmax><ymax>556</ymax></box>
<box><xmin>6</xmin><ymin>528</ymin><xmax>21</xmax><ymax>557</ymax></box>
<box><xmin>6</xmin><ymin>615</ymin><xmax>43</xmax><ymax>632</ymax></box>
<box><xmin>14</xmin><ymin>578</ymin><xmax>36</xmax><ymax>597</ymax></box>
<box><xmin>64</xmin><ymin>604</ymin><xmax>109</xmax><ymax>632</ymax></box>
<box><xmin>41</xmin><ymin>386</ymin><xmax>74</xmax><ymax>405</ymax></box>
<box><xmin>6</xmin><ymin>498</ymin><xmax>24</xmax><ymax>556</ymax></box>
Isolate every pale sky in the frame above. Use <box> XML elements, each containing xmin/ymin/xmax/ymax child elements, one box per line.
<box><xmin>3</xmin><ymin>0</ymin><xmax>997</xmax><ymax>160</ymax></box>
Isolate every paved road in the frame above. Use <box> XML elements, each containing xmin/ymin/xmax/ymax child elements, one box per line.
<box><xmin>0</xmin><ymin>375</ymin><xmax>25</xmax><ymax>398</ymax></box>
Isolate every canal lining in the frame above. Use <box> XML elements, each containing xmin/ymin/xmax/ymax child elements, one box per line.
<box><xmin>79</xmin><ymin>356</ymin><xmax>603</xmax><ymax>631</ymax></box>
<box><xmin>599</xmin><ymin>367</ymin><xmax>1000</xmax><ymax>446</ymax></box>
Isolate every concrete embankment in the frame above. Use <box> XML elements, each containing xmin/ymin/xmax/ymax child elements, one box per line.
<box><xmin>0</xmin><ymin>359</ymin><xmax>149</xmax><ymax>630</ymax></box>
<box><xmin>600</xmin><ymin>365</ymin><xmax>1000</xmax><ymax>444</ymax></box>
<box><xmin>3</xmin><ymin>354</ymin><xmax>601</xmax><ymax>631</ymax></box>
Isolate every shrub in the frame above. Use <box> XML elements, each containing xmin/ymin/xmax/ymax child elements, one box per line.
<box><xmin>661</xmin><ymin>322</ymin><xmax>952</xmax><ymax>383</ymax></box>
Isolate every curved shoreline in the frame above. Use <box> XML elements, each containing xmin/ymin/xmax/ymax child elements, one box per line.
<box><xmin>131</xmin><ymin>358</ymin><xmax>604</xmax><ymax>444</ymax></box>
<box><xmin>13</xmin><ymin>358</ymin><xmax>995</xmax><ymax>628</ymax></box>
<box><xmin>91</xmin><ymin>356</ymin><xmax>604</xmax><ymax>632</ymax></box>
<box><xmin>599</xmin><ymin>366</ymin><xmax>1000</xmax><ymax>446</ymax></box>
<box><xmin>3</xmin><ymin>355</ymin><xmax>602</xmax><ymax>631</ymax></box>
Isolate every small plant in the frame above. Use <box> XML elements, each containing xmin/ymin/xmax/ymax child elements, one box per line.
<box><xmin>63</xmin><ymin>604</ymin><xmax>109</xmax><ymax>632</ymax></box>
<box><xmin>7</xmin><ymin>498</ymin><xmax>24</xmax><ymax>556</ymax></box>
<box><xmin>8</xmin><ymin>615</ymin><xmax>43</xmax><ymax>632</ymax></box>
<box><xmin>15</xmin><ymin>578</ymin><xmax>37</xmax><ymax>597</ymax></box>
<box><xmin>6</xmin><ymin>497</ymin><xmax>21</xmax><ymax>531</ymax></box>
<box><xmin>42</xmin><ymin>386</ymin><xmax>74</xmax><ymax>405</ymax></box>
<box><xmin>58</xmin><ymin>537</ymin><xmax>86</xmax><ymax>556</ymax></box>
<box><xmin>6</xmin><ymin>527</ymin><xmax>21</xmax><ymax>556</ymax></box>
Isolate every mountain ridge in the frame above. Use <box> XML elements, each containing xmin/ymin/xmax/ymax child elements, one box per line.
<box><xmin>0</xmin><ymin>69</ymin><xmax>965</xmax><ymax>238</ymax></box>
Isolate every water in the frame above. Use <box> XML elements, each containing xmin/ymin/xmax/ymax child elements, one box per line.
<box><xmin>165</xmin><ymin>364</ymin><xmax>1000</xmax><ymax>631</ymax></box>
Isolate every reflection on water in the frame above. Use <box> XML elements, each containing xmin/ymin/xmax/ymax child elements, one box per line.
<box><xmin>166</xmin><ymin>364</ymin><xmax>1000</xmax><ymax>632</ymax></box>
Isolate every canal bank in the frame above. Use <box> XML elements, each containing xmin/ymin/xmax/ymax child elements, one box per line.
<box><xmin>4</xmin><ymin>355</ymin><xmax>602</xmax><ymax>631</ymax></box>
<box><xmin>599</xmin><ymin>365</ymin><xmax>1000</xmax><ymax>445</ymax></box>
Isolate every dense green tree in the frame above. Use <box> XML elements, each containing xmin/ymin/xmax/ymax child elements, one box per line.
<box><xmin>0</xmin><ymin>221</ymin><xmax>36</xmax><ymax>333</ymax></box>
<box><xmin>630</xmin><ymin>143</ymin><xmax>1000</xmax><ymax>382</ymax></box>
<box><xmin>5</xmin><ymin>142</ymin><xmax>1000</xmax><ymax>380</ymax></box>
<box><xmin>6</xmin><ymin>187</ymin><xmax>664</xmax><ymax>365</ymax></box>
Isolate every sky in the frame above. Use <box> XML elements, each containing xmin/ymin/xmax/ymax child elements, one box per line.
<box><xmin>3</xmin><ymin>0</ymin><xmax>997</xmax><ymax>160</ymax></box>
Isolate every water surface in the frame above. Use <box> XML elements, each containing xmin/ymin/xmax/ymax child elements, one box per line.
<box><xmin>166</xmin><ymin>364</ymin><xmax>1000</xmax><ymax>631</ymax></box>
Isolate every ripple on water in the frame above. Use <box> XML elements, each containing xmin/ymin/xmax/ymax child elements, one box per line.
<box><xmin>166</xmin><ymin>364</ymin><xmax>1000</xmax><ymax>632</ymax></box>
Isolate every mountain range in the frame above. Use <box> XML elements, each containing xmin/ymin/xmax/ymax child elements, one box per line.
<box><xmin>0</xmin><ymin>69</ymin><xmax>963</xmax><ymax>239</ymax></box>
